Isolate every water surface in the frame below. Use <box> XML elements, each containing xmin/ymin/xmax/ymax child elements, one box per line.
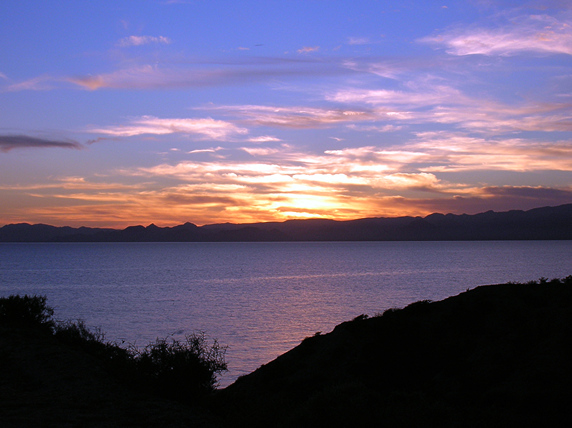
<box><xmin>1</xmin><ymin>241</ymin><xmax>570</xmax><ymax>385</ymax></box>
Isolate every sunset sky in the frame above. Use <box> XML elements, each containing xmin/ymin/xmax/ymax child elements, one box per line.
<box><xmin>1</xmin><ymin>0</ymin><xmax>571</xmax><ymax>227</ymax></box>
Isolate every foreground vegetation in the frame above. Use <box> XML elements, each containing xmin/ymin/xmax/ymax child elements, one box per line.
<box><xmin>0</xmin><ymin>295</ymin><xmax>226</xmax><ymax>427</ymax></box>
<box><xmin>2</xmin><ymin>276</ymin><xmax>572</xmax><ymax>427</ymax></box>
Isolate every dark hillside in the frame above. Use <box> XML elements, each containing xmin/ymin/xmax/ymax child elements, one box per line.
<box><xmin>217</xmin><ymin>278</ymin><xmax>572</xmax><ymax>427</ymax></box>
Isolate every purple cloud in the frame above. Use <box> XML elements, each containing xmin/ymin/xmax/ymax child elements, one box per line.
<box><xmin>0</xmin><ymin>135</ymin><xmax>82</xmax><ymax>152</ymax></box>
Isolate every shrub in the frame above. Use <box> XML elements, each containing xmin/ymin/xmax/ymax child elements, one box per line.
<box><xmin>1</xmin><ymin>294</ymin><xmax>228</xmax><ymax>402</ymax></box>
<box><xmin>53</xmin><ymin>320</ymin><xmax>134</xmax><ymax>372</ymax></box>
<box><xmin>0</xmin><ymin>294</ymin><xmax>54</xmax><ymax>330</ymax></box>
<box><xmin>54</xmin><ymin>319</ymin><xmax>105</xmax><ymax>343</ymax></box>
<box><xmin>135</xmin><ymin>333</ymin><xmax>227</xmax><ymax>401</ymax></box>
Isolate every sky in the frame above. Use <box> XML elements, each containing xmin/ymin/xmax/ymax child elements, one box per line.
<box><xmin>1</xmin><ymin>0</ymin><xmax>571</xmax><ymax>228</ymax></box>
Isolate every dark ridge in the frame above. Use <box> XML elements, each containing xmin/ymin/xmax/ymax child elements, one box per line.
<box><xmin>216</xmin><ymin>277</ymin><xmax>572</xmax><ymax>427</ymax></box>
<box><xmin>1</xmin><ymin>203</ymin><xmax>571</xmax><ymax>242</ymax></box>
<box><xmin>0</xmin><ymin>223</ymin><xmax>114</xmax><ymax>242</ymax></box>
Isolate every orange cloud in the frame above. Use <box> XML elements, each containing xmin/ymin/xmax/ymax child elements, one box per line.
<box><xmin>2</xmin><ymin>132</ymin><xmax>570</xmax><ymax>227</ymax></box>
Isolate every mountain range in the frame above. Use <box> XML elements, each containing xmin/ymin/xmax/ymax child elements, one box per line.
<box><xmin>1</xmin><ymin>204</ymin><xmax>571</xmax><ymax>242</ymax></box>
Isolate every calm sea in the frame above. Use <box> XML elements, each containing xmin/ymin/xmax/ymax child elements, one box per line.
<box><xmin>1</xmin><ymin>241</ymin><xmax>570</xmax><ymax>386</ymax></box>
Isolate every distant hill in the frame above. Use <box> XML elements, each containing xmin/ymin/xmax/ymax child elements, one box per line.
<box><xmin>1</xmin><ymin>204</ymin><xmax>571</xmax><ymax>242</ymax></box>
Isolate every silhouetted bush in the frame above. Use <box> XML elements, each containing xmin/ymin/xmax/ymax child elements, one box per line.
<box><xmin>135</xmin><ymin>334</ymin><xmax>227</xmax><ymax>401</ymax></box>
<box><xmin>53</xmin><ymin>319</ymin><xmax>136</xmax><ymax>376</ymax></box>
<box><xmin>1</xmin><ymin>294</ymin><xmax>227</xmax><ymax>402</ymax></box>
<box><xmin>54</xmin><ymin>319</ymin><xmax>105</xmax><ymax>343</ymax></box>
<box><xmin>0</xmin><ymin>294</ymin><xmax>54</xmax><ymax>331</ymax></box>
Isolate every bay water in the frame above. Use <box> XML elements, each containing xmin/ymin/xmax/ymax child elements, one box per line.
<box><xmin>1</xmin><ymin>241</ymin><xmax>570</xmax><ymax>386</ymax></box>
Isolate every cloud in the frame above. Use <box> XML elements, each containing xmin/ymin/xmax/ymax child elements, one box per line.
<box><xmin>128</xmin><ymin>147</ymin><xmax>450</xmax><ymax>199</ymax></box>
<box><xmin>186</xmin><ymin>147</ymin><xmax>224</xmax><ymax>154</ymax></box>
<box><xmin>90</xmin><ymin>116</ymin><xmax>248</xmax><ymax>140</ymax></box>
<box><xmin>5</xmin><ymin>76</ymin><xmax>54</xmax><ymax>91</ymax></box>
<box><xmin>7</xmin><ymin>139</ymin><xmax>570</xmax><ymax>227</ymax></box>
<box><xmin>375</xmin><ymin>187</ymin><xmax>572</xmax><ymax>217</ymax></box>
<box><xmin>241</xmin><ymin>147</ymin><xmax>283</xmax><ymax>156</ymax></box>
<box><xmin>341</xmin><ymin>57</ymin><xmax>424</xmax><ymax>79</ymax></box>
<box><xmin>418</xmin><ymin>100</ymin><xmax>572</xmax><ymax>133</ymax></box>
<box><xmin>326</xmin><ymin>80</ymin><xmax>572</xmax><ymax>135</ymax></box>
<box><xmin>410</xmin><ymin>132</ymin><xmax>572</xmax><ymax>172</ymax></box>
<box><xmin>346</xmin><ymin>124</ymin><xmax>402</xmax><ymax>132</ymax></box>
<box><xmin>376</xmin><ymin>173</ymin><xmax>442</xmax><ymax>192</ymax></box>
<box><xmin>118</xmin><ymin>35</ymin><xmax>171</xmax><ymax>47</ymax></box>
<box><xmin>11</xmin><ymin>178</ymin><xmax>570</xmax><ymax>228</ymax></box>
<box><xmin>321</xmin><ymin>132</ymin><xmax>572</xmax><ymax>175</ymax></box>
<box><xmin>106</xmin><ymin>148</ymin><xmax>572</xmax><ymax>223</ymax></box>
<box><xmin>208</xmin><ymin>105</ymin><xmax>377</xmax><ymax>128</ymax></box>
<box><xmin>347</xmin><ymin>37</ymin><xmax>371</xmax><ymax>45</ymax></box>
<box><xmin>70</xmin><ymin>65</ymin><xmax>183</xmax><ymax>90</ymax></box>
<box><xmin>297</xmin><ymin>46</ymin><xmax>319</xmax><ymax>54</ymax></box>
<box><xmin>420</xmin><ymin>14</ymin><xmax>572</xmax><ymax>56</ymax></box>
<box><xmin>482</xmin><ymin>185</ymin><xmax>572</xmax><ymax>200</ymax></box>
<box><xmin>248</xmin><ymin>136</ymin><xmax>282</xmax><ymax>142</ymax></box>
<box><xmin>68</xmin><ymin>57</ymin><xmax>348</xmax><ymax>90</ymax></box>
<box><xmin>0</xmin><ymin>135</ymin><xmax>82</xmax><ymax>152</ymax></box>
<box><xmin>328</xmin><ymin>86</ymin><xmax>467</xmax><ymax>106</ymax></box>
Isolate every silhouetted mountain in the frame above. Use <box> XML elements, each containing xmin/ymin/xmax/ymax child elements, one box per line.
<box><xmin>0</xmin><ymin>223</ymin><xmax>113</xmax><ymax>242</ymax></box>
<box><xmin>1</xmin><ymin>204</ymin><xmax>571</xmax><ymax>242</ymax></box>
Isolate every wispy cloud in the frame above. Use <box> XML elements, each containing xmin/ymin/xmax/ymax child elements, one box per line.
<box><xmin>323</xmin><ymin>132</ymin><xmax>572</xmax><ymax>174</ymax></box>
<box><xmin>347</xmin><ymin>37</ymin><xmax>371</xmax><ymax>45</ymax></box>
<box><xmin>68</xmin><ymin>57</ymin><xmax>348</xmax><ymax>91</ymax></box>
<box><xmin>208</xmin><ymin>105</ymin><xmax>377</xmax><ymax>128</ymax></box>
<box><xmin>101</xmin><ymin>139</ymin><xmax>571</xmax><ymax>223</ymax></box>
<box><xmin>325</xmin><ymin>80</ymin><xmax>572</xmax><ymax>135</ymax></box>
<box><xmin>91</xmin><ymin>116</ymin><xmax>248</xmax><ymax>140</ymax></box>
<box><xmin>410</xmin><ymin>131</ymin><xmax>572</xmax><ymax>172</ymax></box>
<box><xmin>0</xmin><ymin>135</ymin><xmax>82</xmax><ymax>152</ymax></box>
<box><xmin>422</xmin><ymin>101</ymin><xmax>572</xmax><ymax>133</ymax></box>
<box><xmin>297</xmin><ymin>46</ymin><xmax>319</xmax><ymax>54</ymax></box>
<box><xmin>328</xmin><ymin>86</ymin><xmax>467</xmax><ymax>106</ymax></box>
<box><xmin>420</xmin><ymin>14</ymin><xmax>572</xmax><ymax>56</ymax></box>
<box><xmin>117</xmin><ymin>35</ymin><xmax>172</xmax><ymax>47</ymax></box>
<box><xmin>5</xmin><ymin>76</ymin><xmax>54</xmax><ymax>92</ymax></box>
<box><xmin>248</xmin><ymin>135</ymin><xmax>282</xmax><ymax>142</ymax></box>
<box><xmin>69</xmin><ymin>65</ymin><xmax>188</xmax><ymax>90</ymax></box>
<box><xmin>346</xmin><ymin>124</ymin><xmax>402</xmax><ymax>132</ymax></box>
